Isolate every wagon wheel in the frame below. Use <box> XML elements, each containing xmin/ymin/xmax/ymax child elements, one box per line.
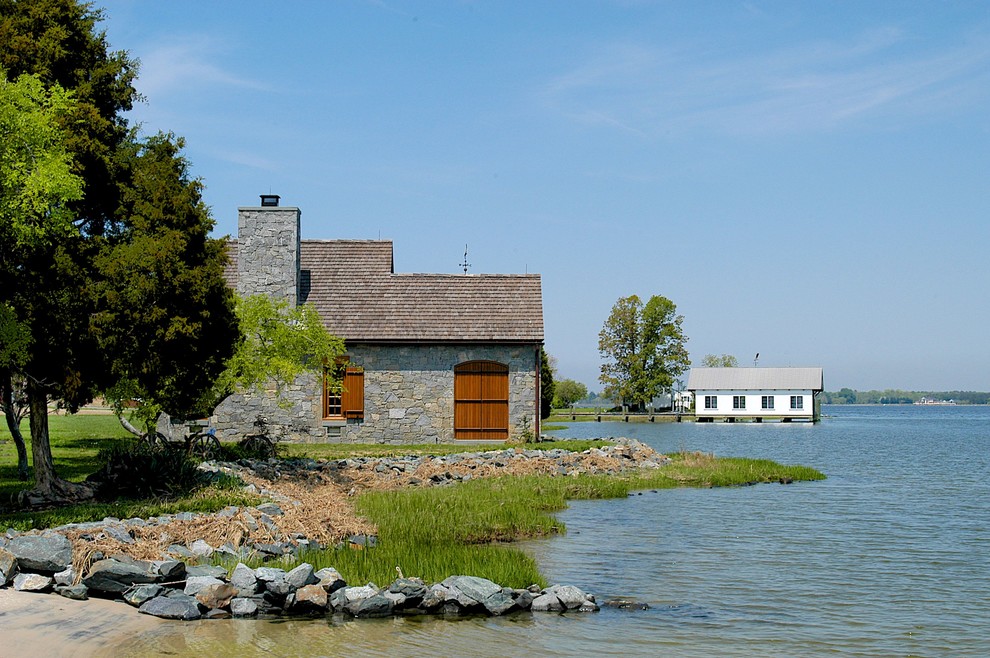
<box><xmin>187</xmin><ymin>431</ymin><xmax>221</xmax><ymax>459</ymax></box>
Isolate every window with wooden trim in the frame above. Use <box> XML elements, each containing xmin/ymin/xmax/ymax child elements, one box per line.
<box><xmin>454</xmin><ymin>361</ymin><xmax>509</xmax><ymax>440</ymax></box>
<box><xmin>324</xmin><ymin>360</ymin><xmax>364</xmax><ymax>419</ymax></box>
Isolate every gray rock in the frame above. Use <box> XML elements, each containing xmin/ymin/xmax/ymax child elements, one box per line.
<box><xmin>82</xmin><ymin>559</ymin><xmax>159</xmax><ymax>594</ymax></box>
<box><xmin>256</xmin><ymin>502</ymin><xmax>284</xmax><ymax>516</ymax></box>
<box><xmin>123</xmin><ymin>584</ymin><xmax>164</xmax><ymax>607</ymax></box>
<box><xmin>230</xmin><ymin>597</ymin><xmax>259</xmax><ymax>617</ymax></box>
<box><xmin>230</xmin><ymin>563</ymin><xmax>258</xmax><ymax>595</ymax></box>
<box><xmin>511</xmin><ymin>589</ymin><xmax>534</xmax><ymax>610</ymax></box>
<box><xmin>0</xmin><ymin>547</ymin><xmax>18</xmax><ymax>585</ymax></box>
<box><xmin>104</xmin><ymin>525</ymin><xmax>135</xmax><ymax>544</ymax></box>
<box><xmin>352</xmin><ymin>593</ymin><xmax>393</xmax><ymax>617</ymax></box>
<box><xmin>13</xmin><ymin>572</ymin><xmax>53</xmax><ymax>592</ymax></box>
<box><xmin>315</xmin><ymin>567</ymin><xmax>346</xmax><ymax>593</ymax></box>
<box><xmin>184</xmin><ymin>575</ymin><xmax>225</xmax><ymax>597</ymax></box>
<box><xmin>166</xmin><ymin>544</ymin><xmax>194</xmax><ymax>559</ymax></box>
<box><xmin>184</xmin><ymin>564</ymin><xmax>227</xmax><ymax>579</ymax></box>
<box><xmin>285</xmin><ymin>563</ymin><xmax>317</xmax><ymax>589</ymax></box>
<box><xmin>139</xmin><ymin>594</ymin><xmax>202</xmax><ymax>620</ymax></box>
<box><xmin>204</xmin><ymin>608</ymin><xmax>232</xmax><ymax>620</ymax></box>
<box><xmin>8</xmin><ymin>534</ymin><xmax>72</xmax><ymax>573</ymax></box>
<box><xmin>388</xmin><ymin>577</ymin><xmax>427</xmax><ymax>601</ymax></box>
<box><xmin>255</xmin><ymin>566</ymin><xmax>287</xmax><ymax>582</ymax></box>
<box><xmin>151</xmin><ymin>560</ymin><xmax>185</xmax><ymax>582</ymax></box>
<box><xmin>189</xmin><ymin>539</ymin><xmax>214</xmax><ymax>558</ymax></box>
<box><xmin>53</xmin><ymin>566</ymin><xmax>74</xmax><ymax>586</ymax></box>
<box><xmin>545</xmin><ymin>584</ymin><xmax>589</xmax><ymax>609</ymax></box>
<box><xmin>56</xmin><ymin>583</ymin><xmax>89</xmax><ymax>600</ymax></box>
<box><xmin>330</xmin><ymin>584</ymin><xmax>377</xmax><ymax>611</ymax></box>
<box><xmin>530</xmin><ymin>593</ymin><xmax>565</xmax><ymax>612</ymax></box>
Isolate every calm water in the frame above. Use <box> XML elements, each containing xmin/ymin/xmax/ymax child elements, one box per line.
<box><xmin>118</xmin><ymin>405</ymin><xmax>990</xmax><ymax>657</ymax></box>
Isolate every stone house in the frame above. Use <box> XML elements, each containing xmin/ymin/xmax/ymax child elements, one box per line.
<box><xmin>214</xmin><ymin>197</ymin><xmax>544</xmax><ymax>444</ymax></box>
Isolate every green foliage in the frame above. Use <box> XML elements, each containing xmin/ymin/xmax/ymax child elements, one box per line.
<box><xmin>540</xmin><ymin>348</ymin><xmax>555</xmax><ymax>420</ymax></box>
<box><xmin>85</xmin><ymin>441</ymin><xmax>203</xmax><ymax>500</ymax></box>
<box><xmin>0</xmin><ymin>71</ymin><xmax>82</xmax><ymax>248</ymax></box>
<box><xmin>92</xmin><ymin>132</ymin><xmax>239</xmax><ymax>426</ymax></box>
<box><xmin>702</xmin><ymin>354</ymin><xmax>739</xmax><ymax>368</ymax></box>
<box><xmin>822</xmin><ymin>389</ymin><xmax>990</xmax><ymax>405</ymax></box>
<box><xmin>598</xmin><ymin>294</ymin><xmax>690</xmax><ymax>410</ymax></box>
<box><xmin>553</xmin><ymin>378</ymin><xmax>588</xmax><ymax>408</ymax></box>
<box><xmin>215</xmin><ymin>294</ymin><xmax>345</xmax><ymax>406</ymax></box>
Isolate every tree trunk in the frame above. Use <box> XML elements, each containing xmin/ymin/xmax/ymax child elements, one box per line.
<box><xmin>18</xmin><ymin>379</ymin><xmax>94</xmax><ymax>507</ymax></box>
<box><xmin>117</xmin><ymin>413</ymin><xmax>143</xmax><ymax>437</ymax></box>
<box><xmin>1</xmin><ymin>369</ymin><xmax>30</xmax><ymax>480</ymax></box>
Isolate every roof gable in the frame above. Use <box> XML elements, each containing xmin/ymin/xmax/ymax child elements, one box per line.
<box><xmin>225</xmin><ymin>240</ymin><xmax>543</xmax><ymax>343</ymax></box>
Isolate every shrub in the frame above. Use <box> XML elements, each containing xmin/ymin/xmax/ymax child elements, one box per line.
<box><xmin>86</xmin><ymin>442</ymin><xmax>204</xmax><ymax>500</ymax></box>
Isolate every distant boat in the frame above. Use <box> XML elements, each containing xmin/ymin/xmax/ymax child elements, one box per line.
<box><xmin>914</xmin><ymin>397</ymin><xmax>956</xmax><ymax>405</ymax></box>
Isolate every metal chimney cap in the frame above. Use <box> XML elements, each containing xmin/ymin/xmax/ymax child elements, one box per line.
<box><xmin>260</xmin><ymin>194</ymin><xmax>280</xmax><ymax>207</ymax></box>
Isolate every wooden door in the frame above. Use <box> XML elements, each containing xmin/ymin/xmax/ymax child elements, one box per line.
<box><xmin>454</xmin><ymin>361</ymin><xmax>509</xmax><ymax>439</ymax></box>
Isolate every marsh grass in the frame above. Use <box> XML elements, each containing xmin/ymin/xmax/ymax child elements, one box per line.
<box><xmin>238</xmin><ymin>457</ymin><xmax>824</xmax><ymax>589</ymax></box>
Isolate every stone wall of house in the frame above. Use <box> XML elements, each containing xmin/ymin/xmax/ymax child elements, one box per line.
<box><xmin>210</xmin><ymin>344</ymin><xmax>540</xmax><ymax>444</ymax></box>
<box><xmin>237</xmin><ymin>206</ymin><xmax>301</xmax><ymax>305</ymax></box>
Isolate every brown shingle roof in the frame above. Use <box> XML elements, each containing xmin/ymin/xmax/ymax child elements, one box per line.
<box><xmin>225</xmin><ymin>240</ymin><xmax>543</xmax><ymax>343</ymax></box>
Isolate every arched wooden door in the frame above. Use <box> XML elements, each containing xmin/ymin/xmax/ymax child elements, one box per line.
<box><xmin>454</xmin><ymin>361</ymin><xmax>509</xmax><ymax>440</ymax></box>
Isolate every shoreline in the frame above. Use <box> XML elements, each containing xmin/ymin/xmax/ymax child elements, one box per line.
<box><xmin>0</xmin><ymin>587</ymin><xmax>165</xmax><ymax>657</ymax></box>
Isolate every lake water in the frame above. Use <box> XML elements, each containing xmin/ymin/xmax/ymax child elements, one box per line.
<box><xmin>117</xmin><ymin>405</ymin><xmax>990</xmax><ymax>656</ymax></box>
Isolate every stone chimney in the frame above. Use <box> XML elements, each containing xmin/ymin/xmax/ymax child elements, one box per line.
<box><xmin>237</xmin><ymin>196</ymin><xmax>301</xmax><ymax>306</ymax></box>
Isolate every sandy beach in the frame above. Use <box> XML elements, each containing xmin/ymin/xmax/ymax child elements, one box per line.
<box><xmin>0</xmin><ymin>588</ymin><xmax>165</xmax><ymax>657</ymax></box>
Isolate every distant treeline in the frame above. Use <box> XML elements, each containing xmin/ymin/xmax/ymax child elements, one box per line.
<box><xmin>824</xmin><ymin>389</ymin><xmax>990</xmax><ymax>405</ymax></box>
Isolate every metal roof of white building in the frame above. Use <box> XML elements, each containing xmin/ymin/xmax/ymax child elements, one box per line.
<box><xmin>687</xmin><ymin>367</ymin><xmax>823</xmax><ymax>391</ymax></box>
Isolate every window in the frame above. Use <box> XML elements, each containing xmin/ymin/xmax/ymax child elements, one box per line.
<box><xmin>733</xmin><ymin>395</ymin><xmax>746</xmax><ymax>409</ymax></box>
<box><xmin>762</xmin><ymin>395</ymin><xmax>774</xmax><ymax>410</ymax></box>
<box><xmin>704</xmin><ymin>395</ymin><xmax>717</xmax><ymax>409</ymax></box>
<box><xmin>454</xmin><ymin>361</ymin><xmax>509</xmax><ymax>440</ymax></box>
<box><xmin>324</xmin><ymin>360</ymin><xmax>364</xmax><ymax>419</ymax></box>
<box><xmin>790</xmin><ymin>395</ymin><xmax>804</xmax><ymax>410</ymax></box>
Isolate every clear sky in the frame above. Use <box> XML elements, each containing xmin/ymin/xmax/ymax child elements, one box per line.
<box><xmin>97</xmin><ymin>1</ymin><xmax>990</xmax><ymax>392</ymax></box>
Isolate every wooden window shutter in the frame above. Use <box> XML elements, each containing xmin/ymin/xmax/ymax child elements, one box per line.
<box><xmin>342</xmin><ymin>367</ymin><xmax>364</xmax><ymax>419</ymax></box>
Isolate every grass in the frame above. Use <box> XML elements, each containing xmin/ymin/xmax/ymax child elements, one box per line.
<box><xmin>230</xmin><ymin>453</ymin><xmax>824</xmax><ymax>589</ymax></box>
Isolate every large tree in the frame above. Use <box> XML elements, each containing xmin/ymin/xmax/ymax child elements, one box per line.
<box><xmin>540</xmin><ymin>348</ymin><xmax>555</xmax><ymax>420</ymax></box>
<box><xmin>598</xmin><ymin>294</ymin><xmax>690</xmax><ymax>411</ymax></box>
<box><xmin>0</xmin><ymin>70</ymin><xmax>87</xmax><ymax>493</ymax></box>
<box><xmin>1</xmin><ymin>2</ymin><xmax>238</xmax><ymax>504</ymax></box>
<box><xmin>92</xmin><ymin>132</ymin><xmax>239</xmax><ymax>433</ymax></box>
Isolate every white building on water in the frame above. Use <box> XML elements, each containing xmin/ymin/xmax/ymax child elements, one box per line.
<box><xmin>687</xmin><ymin>367</ymin><xmax>824</xmax><ymax>422</ymax></box>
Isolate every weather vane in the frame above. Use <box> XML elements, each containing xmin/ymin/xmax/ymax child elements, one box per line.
<box><xmin>459</xmin><ymin>244</ymin><xmax>471</xmax><ymax>274</ymax></box>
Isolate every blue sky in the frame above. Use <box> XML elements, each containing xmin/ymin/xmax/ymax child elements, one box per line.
<box><xmin>98</xmin><ymin>1</ymin><xmax>990</xmax><ymax>392</ymax></box>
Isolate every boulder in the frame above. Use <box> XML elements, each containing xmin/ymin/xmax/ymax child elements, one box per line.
<box><xmin>314</xmin><ymin>567</ymin><xmax>346</xmax><ymax>593</ymax></box>
<box><xmin>330</xmin><ymin>584</ymin><xmax>377</xmax><ymax>611</ymax></box>
<box><xmin>189</xmin><ymin>539</ymin><xmax>214</xmax><ymax>558</ymax></box>
<box><xmin>255</xmin><ymin>502</ymin><xmax>284</xmax><ymax>516</ymax></box>
<box><xmin>0</xmin><ymin>547</ymin><xmax>18</xmax><ymax>585</ymax></box>
<box><xmin>53</xmin><ymin>566</ymin><xmax>75</xmax><ymax>586</ymax></box>
<box><xmin>286</xmin><ymin>563</ymin><xmax>317</xmax><ymax>589</ymax></box>
<box><xmin>530</xmin><ymin>592</ymin><xmax>565</xmax><ymax>612</ymax></box>
<box><xmin>441</xmin><ymin>575</ymin><xmax>509</xmax><ymax>613</ymax></box>
<box><xmin>13</xmin><ymin>572</ymin><xmax>53</xmax><ymax>592</ymax></box>
<box><xmin>151</xmin><ymin>560</ymin><xmax>186</xmax><ymax>582</ymax></box>
<box><xmin>352</xmin><ymin>593</ymin><xmax>394</xmax><ymax>618</ymax></box>
<box><xmin>8</xmin><ymin>534</ymin><xmax>72</xmax><ymax>573</ymax></box>
<box><xmin>195</xmin><ymin>583</ymin><xmax>237</xmax><ymax>610</ymax></box>
<box><xmin>185</xmin><ymin>564</ymin><xmax>227</xmax><ymax>579</ymax></box>
<box><xmin>123</xmin><ymin>584</ymin><xmax>164</xmax><ymax>607</ymax></box>
<box><xmin>544</xmin><ymin>584</ymin><xmax>588</xmax><ymax>610</ymax></box>
<box><xmin>83</xmin><ymin>559</ymin><xmax>159</xmax><ymax>594</ymax></box>
<box><xmin>184</xmin><ymin>575</ymin><xmax>224</xmax><ymax>597</ymax></box>
<box><xmin>230</xmin><ymin>597</ymin><xmax>259</xmax><ymax>617</ymax></box>
<box><xmin>286</xmin><ymin>584</ymin><xmax>328</xmax><ymax>614</ymax></box>
<box><xmin>56</xmin><ymin>583</ymin><xmax>89</xmax><ymax>600</ymax></box>
<box><xmin>230</xmin><ymin>563</ymin><xmax>258</xmax><ymax>595</ymax></box>
<box><xmin>139</xmin><ymin>594</ymin><xmax>202</xmax><ymax>620</ymax></box>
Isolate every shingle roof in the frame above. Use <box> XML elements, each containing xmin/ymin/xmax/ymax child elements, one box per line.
<box><xmin>225</xmin><ymin>240</ymin><xmax>543</xmax><ymax>343</ymax></box>
<box><xmin>687</xmin><ymin>367</ymin><xmax>823</xmax><ymax>391</ymax></box>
